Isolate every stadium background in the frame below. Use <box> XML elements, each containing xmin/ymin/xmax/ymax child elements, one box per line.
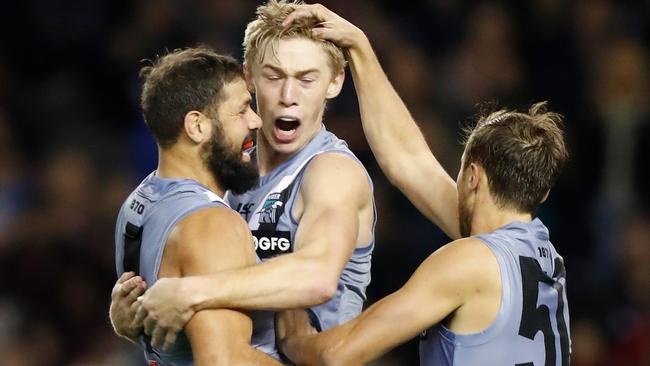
<box><xmin>0</xmin><ymin>0</ymin><xmax>648</xmax><ymax>365</ymax></box>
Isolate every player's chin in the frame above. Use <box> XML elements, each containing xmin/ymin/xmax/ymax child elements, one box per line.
<box><xmin>271</xmin><ymin>139</ymin><xmax>303</xmax><ymax>156</ymax></box>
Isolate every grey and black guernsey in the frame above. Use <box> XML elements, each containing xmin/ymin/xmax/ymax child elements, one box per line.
<box><xmin>114</xmin><ymin>173</ymin><xmax>263</xmax><ymax>366</ymax></box>
<box><xmin>419</xmin><ymin>218</ymin><xmax>571</xmax><ymax>366</ymax></box>
<box><xmin>226</xmin><ymin>126</ymin><xmax>376</xmax><ymax>357</ymax></box>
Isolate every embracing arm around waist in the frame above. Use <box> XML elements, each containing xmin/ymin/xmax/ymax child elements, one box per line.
<box><xmin>281</xmin><ymin>238</ymin><xmax>497</xmax><ymax>366</ymax></box>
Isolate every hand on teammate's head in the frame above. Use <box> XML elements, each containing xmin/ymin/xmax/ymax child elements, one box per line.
<box><xmin>282</xmin><ymin>3</ymin><xmax>365</xmax><ymax>49</ymax></box>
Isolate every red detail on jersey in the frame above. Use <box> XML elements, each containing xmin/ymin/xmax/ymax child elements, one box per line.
<box><xmin>148</xmin><ymin>361</ymin><xmax>159</xmax><ymax>366</ymax></box>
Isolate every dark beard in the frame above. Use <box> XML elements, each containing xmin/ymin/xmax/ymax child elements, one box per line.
<box><xmin>458</xmin><ymin>199</ymin><xmax>472</xmax><ymax>238</ymax></box>
<box><xmin>201</xmin><ymin>124</ymin><xmax>259</xmax><ymax>195</ymax></box>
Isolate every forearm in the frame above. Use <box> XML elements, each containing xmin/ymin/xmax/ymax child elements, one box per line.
<box><xmin>288</xmin><ymin>289</ymin><xmax>433</xmax><ymax>366</ymax></box>
<box><xmin>347</xmin><ymin>36</ymin><xmax>431</xmax><ymax>176</ymax></box>
<box><xmin>324</xmin><ymin>301</ymin><xmax>421</xmax><ymax>365</ymax></box>
<box><xmin>347</xmin><ymin>35</ymin><xmax>460</xmax><ymax>239</ymax></box>
<box><xmin>188</xmin><ymin>253</ymin><xmax>333</xmax><ymax>312</ymax></box>
<box><xmin>281</xmin><ymin>321</ymin><xmax>355</xmax><ymax>366</ymax></box>
<box><xmin>283</xmin><ymin>320</ymin><xmax>375</xmax><ymax>366</ymax></box>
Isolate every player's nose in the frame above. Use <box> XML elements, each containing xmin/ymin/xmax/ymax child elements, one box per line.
<box><xmin>279</xmin><ymin>78</ymin><xmax>298</xmax><ymax>107</ymax></box>
<box><xmin>248</xmin><ymin>109</ymin><xmax>262</xmax><ymax>130</ymax></box>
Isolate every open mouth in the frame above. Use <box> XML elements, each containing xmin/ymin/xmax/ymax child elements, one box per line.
<box><xmin>273</xmin><ymin>116</ymin><xmax>300</xmax><ymax>141</ymax></box>
<box><xmin>242</xmin><ymin>135</ymin><xmax>255</xmax><ymax>152</ymax></box>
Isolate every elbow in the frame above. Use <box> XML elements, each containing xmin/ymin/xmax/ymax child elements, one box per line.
<box><xmin>306</xmin><ymin>272</ymin><xmax>339</xmax><ymax>305</ymax></box>
<box><xmin>319</xmin><ymin>279</ymin><xmax>338</xmax><ymax>304</ymax></box>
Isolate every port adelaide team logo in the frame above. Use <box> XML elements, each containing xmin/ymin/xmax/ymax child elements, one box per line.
<box><xmin>252</xmin><ymin>188</ymin><xmax>294</xmax><ymax>259</ymax></box>
<box><xmin>259</xmin><ymin>192</ymin><xmax>283</xmax><ymax>224</ymax></box>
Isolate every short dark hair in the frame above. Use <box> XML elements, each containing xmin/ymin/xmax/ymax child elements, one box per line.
<box><xmin>463</xmin><ymin>101</ymin><xmax>568</xmax><ymax>214</ymax></box>
<box><xmin>139</xmin><ymin>47</ymin><xmax>243</xmax><ymax>148</ymax></box>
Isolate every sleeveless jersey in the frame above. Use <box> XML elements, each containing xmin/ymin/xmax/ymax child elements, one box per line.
<box><xmin>419</xmin><ymin>218</ymin><xmax>571</xmax><ymax>366</ymax></box>
<box><xmin>225</xmin><ymin>126</ymin><xmax>376</xmax><ymax>357</ymax></box>
<box><xmin>115</xmin><ymin>172</ymin><xmax>255</xmax><ymax>365</ymax></box>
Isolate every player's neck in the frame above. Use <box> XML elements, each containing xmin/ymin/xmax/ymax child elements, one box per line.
<box><xmin>255</xmin><ymin>125</ymin><xmax>322</xmax><ymax>175</ymax></box>
<box><xmin>470</xmin><ymin>202</ymin><xmax>532</xmax><ymax>236</ymax></box>
<box><xmin>156</xmin><ymin>148</ymin><xmax>224</xmax><ymax>197</ymax></box>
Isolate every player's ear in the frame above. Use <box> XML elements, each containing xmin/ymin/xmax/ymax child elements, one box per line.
<box><xmin>184</xmin><ymin>110</ymin><xmax>209</xmax><ymax>144</ymax></box>
<box><xmin>243</xmin><ymin>63</ymin><xmax>256</xmax><ymax>93</ymax></box>
<box><xmin>540</xmin><ymin>190</ymin><xmax>550</xmax><ymax>204</ymax></box>
<box><xmin>326</xmin><ymin>68</ymin><xmax>345</xmax><ymax>99</ymax></box>
<box><xmin>468</xmin><ymin>163</ymin><xmax>481</xmax><ymax>191</ymax></box>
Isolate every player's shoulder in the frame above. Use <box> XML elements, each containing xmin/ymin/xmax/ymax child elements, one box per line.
<box><xmin>426</xmin><ymin>237</ymin><xmax>498</xmax><ymax>280</ymax></box>
<box><xmin>171</xmin><ymin>206</ymin><xmax>248</xmax><ymax>243</ymax></box>
<box><xmin>444</xmin><ymin>236</ymin><xmax>490</xmax><ymax>251</ymax></box>
<box><xmin>407</xmin><ymin>237</ymin><xmax>499</xmax><ymax>301</ymax></box>
<box><xmin>309</xmin><ymin>150</ymin><xmax>364</xmax><ymax>172</ymax></box>
<box><xmin>301</xmin><ymin>152</ymin><xmax>370</xmax><ymax>200</ymax></box>
<box><xmin>303</xmin><ymin>152</ymin><xmax>368</xmax><ymax>186</ymax></box>
<box><xmin>167</xmin><ymin>206</ymin><xmax>255</xmax><ymax>270</ymax></box>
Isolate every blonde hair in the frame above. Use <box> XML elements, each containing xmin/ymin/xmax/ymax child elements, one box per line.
<box><xmin>243</xmin><ymin>0</ymin><xmax>346</xmax><ymax>74</ymax></box>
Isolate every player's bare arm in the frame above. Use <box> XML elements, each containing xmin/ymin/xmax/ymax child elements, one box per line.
<box><xmin>191</xmin><ymin>153</ymin><xmax>371</xmax><ymax>311</ymax></box>
<box><xmin>284</xmin><ymin>3</ymin><xmax>460</xmax><ymax>239</ymax></box>
<box><xmin>150</xmin><ymin>206</ymin><xmax>281</xmax><ymax>365</ymax></box>
<box><xmin>135</xmin><ymin>153</ymin><xmax>372</xmax><ymax>350</ymax></box>
<box><xmin>279</xmin><ymin>238</ymin><xmax>500</xmax><ymax>366</ymax></box>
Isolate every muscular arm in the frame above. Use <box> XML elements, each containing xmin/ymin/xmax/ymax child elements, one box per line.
<box><xmin>138</xmin><ymin>154</ymin><xmax>372</xmax><ymax>349</ymax></box>
<box><xmin>160</xmin><ymin>207</ymin><xmax>281</xmax><ymax>366</ymax></box>
<box><xmin>280</xmin><ymin>238</ymin><xmax>488</xmax><ymax>366</ymax></box>
<box><xmin>286</xmin><ymin>4</ymin><xmax>460</xmax><ymax>239</ymax></box>
<box><xmin>348</xmin><ymin>39</ymin><xmax>460</xmax><ymax>239</ymax></box>
<box><xmin>188</xmin><ymin>153</ymin><xmax>371</xmax><ymax>311</ymax></box>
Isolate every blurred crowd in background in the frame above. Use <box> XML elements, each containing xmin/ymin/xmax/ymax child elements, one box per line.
<box><xmin>0</xmin><ymin>0</ymin><xmax>648</xmax><ymax>365</ymax></box>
